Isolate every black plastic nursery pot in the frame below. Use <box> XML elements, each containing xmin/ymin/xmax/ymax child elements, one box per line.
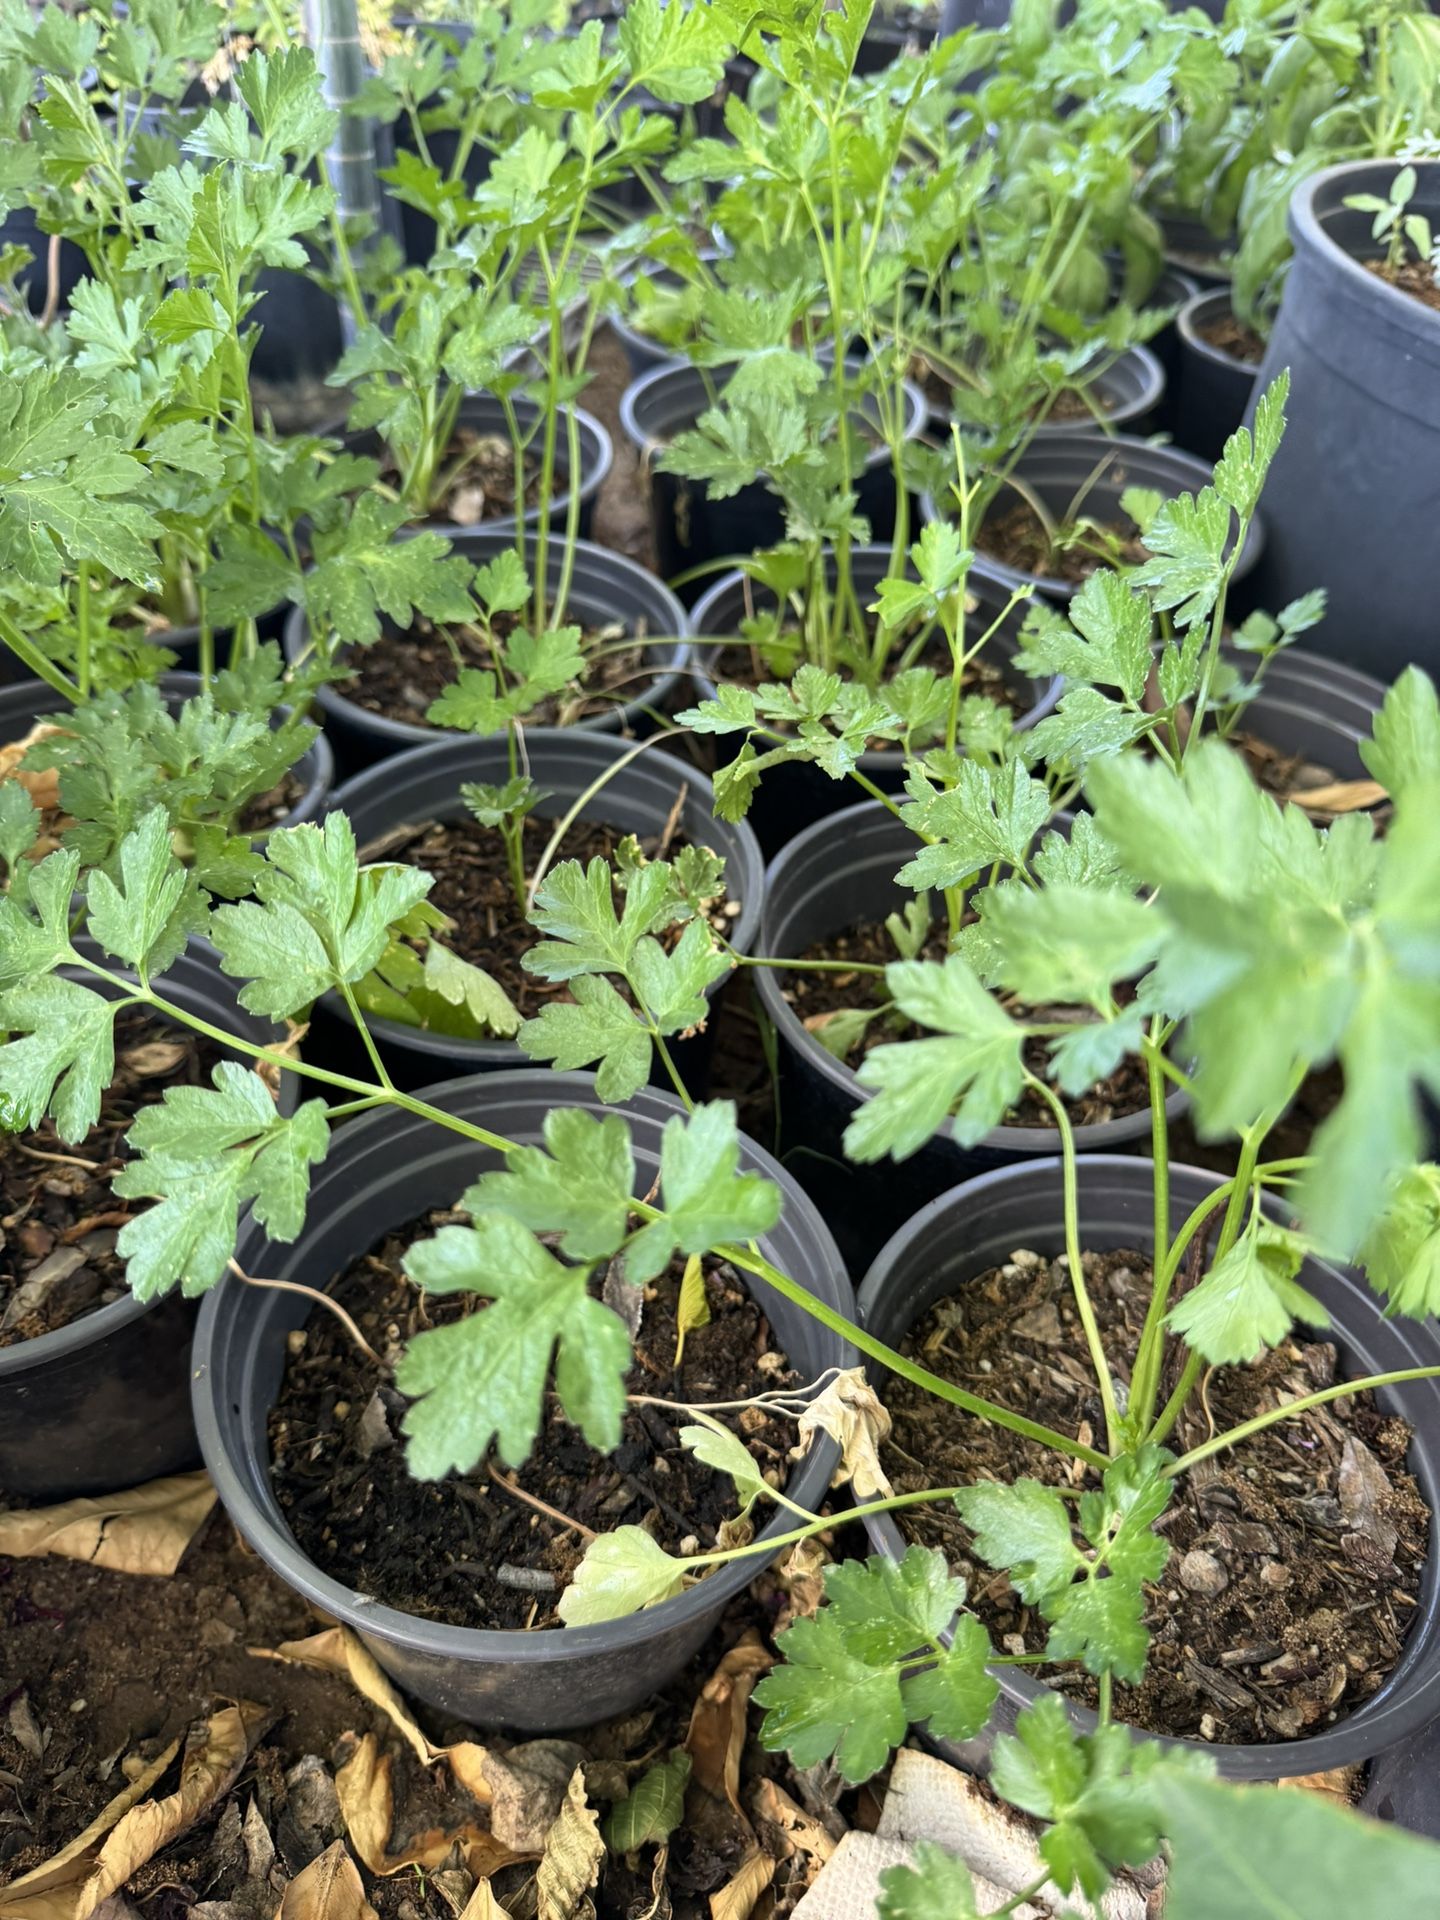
<box><xmin>0</xmin><ymin>673</ymin><xmax>334</xmax><ymax>830</ymax></box>
<box><xmin>856</xmin><ymin>1155</ymin><xmax>1440</xmax><ymax>1794</ymax></box>
<box><xmin>312</xmin><ymin>729</ymin><xmax>763</xmax><ymax>1092</ymax></box>
<box><xmin>0</xmin><ymin>941</ymin><xmax>295</xmax><ymax>1502</ymax></box>
<box><xmin>926</xmin><ymin>345</ymin><xmax>1165</xmax><ymax>443</ymax></box>
<box><xmin>1159</xmin><ymin>210</ymin><xmax>1235</xmax><ymax>291</ymax></box>
<box><xmin>190</xmin><ymin>1070</ymin><xmax>856</xmax><ymax>1729</ymax></box>
<box><xmin>1174</xmin><ymin>288</ymin><xmax>1262</xmax><ymax>464</ymax></box>
<box><xmin>338</xmin><ymin>390</ymin><xmax>613</xmax><ymax>543</ymax></box>
<box><xmin>620</xmin><ymin>361</ymin><xmax>927</xmax><ymax>603</ymax></box>
<box><xmin>853</xmin><ymin>6</ymin><xmax>939</xmax><ymax>70</ymax></box>
<box><xmin>282</xmin><ymin>529</ymin><xmax>687</xmax><ymax>776</ymax></box>
<box><xmin>752</xmin><ymin>802</ymin><xmax>1183</xmax><ymax>1275</ymax></box>
<box><xmin>929</xmin><ymin>433</ymin><xmax>1265</xmax><ymax>606</ymax></box>
<box><xmin>1246</xmin><ymin>160</ymin><xmax>1440</xmax><ymax>683</ymax></box>
<box><xmin>687</xmin><ymin>547</ymin><xmax>1062</xmax><ymax>859</ymax></box>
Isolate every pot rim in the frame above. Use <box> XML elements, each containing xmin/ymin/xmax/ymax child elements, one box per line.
<box><xmin>190</xmin><ymin>1069</ymin><xmax>855</xmax><ymax>1667</ymax></box>
<box><xmin>1290</xmin><ymin>159</ymin><xmax>1440</xmax><ymax>341</ymax></box>
<box><xmin>854</xmin><ymin>1151</ymin><xmax>1440</xmax><ymax>1780</ymax></box>
<box><xmin>752</xmin><ymin>798</ymin><xmax>1184</xmax><ymax>1152</ymax></box>
<box><xmin>0</xmin><ymin>937</ymin><xmax>294</xmax><ymax>1378</ymax></box>
<box><xmin>320</xmin><ymin>729</ymin><xmax>764</xmax><ymax>1064</ymax></box>
<box><xmin>921</xmin><ymin>431</ymin><xmax>1266</xmax><ymax>602</ymax></box>
<box><xmin>281</xmin><ymin>531</ymin><xmax>691</xmax><ymax>751</ymax></box>
<box><xmin>1175</xmin><ymin>286</ymin><xmax>1263</xmax><ymax>377</ymax></box>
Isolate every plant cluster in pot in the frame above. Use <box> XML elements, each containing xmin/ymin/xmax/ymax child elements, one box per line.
<box><xmin>280</xmin><ymin>527</ymin><xmax>689</xmax><ymax>774</ymax></box>
<box><xmin>309</xmin><ymin>728</ymin><xmax>763</xmax><ymax>1096</ymax></box>
<box><xmin>685</xmin><ymin>544</ymin><xmax>1061</xmax><ymax>857</ymax></box>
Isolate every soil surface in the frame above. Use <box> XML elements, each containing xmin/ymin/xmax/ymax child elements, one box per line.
<box><xmin>359</xmin><ymin>808</ymin><xmax>735</xmax><ymax>1018</ymax></box>
<box><xmin>269</xmin><ymin>1213</ymin><xmax>797</xmax><ymax>1630</ymax></box>
<box><xmin>885</xmin><ymin>1247</ymin><xmax>1429</xmax><ymax>1746</ymax></box>
<box><xmin>1197</xmin><ymin>307</ymin><xmax>1266</xmax><ymax>365</ymax></box>
<box><xmin>0</xmin><ymin>1012</ymin><xmax>228</xmax><ymax>1348</ymax></box>
<box><xmin>978</xmin><ymin>497</ymin><xmax>1149</xmax><ymax>586</ymax></box>
<box><xmin>382</xmin><ymin>428</ymin><xmax>556</xmax><ymax>529</ymax></box>
<box><xmin>238</xmin><ymin>769</ymin><xmax>308</xmax><ymax>836</ymax></box>
<box><xmin>0</xmin><ymin>1505</ymin><xmax>837</xmax><ymax>1919</ymax></box>
<box><xmin>783</xmin><ymin>915</ymin><xmax>1151</xmax><ymax>1130</ymax></box>
<box><xmin>1365</xmin><ymin>257</ymin><xmax>1440</xmax><ymax>316</ymax></box>
<box><xmin>338</xmin><ymin>613</ymin><xmax>667</xmax><ymax>733</ymax></box>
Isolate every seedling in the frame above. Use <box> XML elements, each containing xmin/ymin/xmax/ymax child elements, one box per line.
<box><xmin>1346</xmin><ymin>163</ymin><xmax>1439</xmax><ymax>281</ymax></box>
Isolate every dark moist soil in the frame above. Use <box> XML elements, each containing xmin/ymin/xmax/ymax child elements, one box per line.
<box><xmin>339</xmin><ymin>611</ymin><xmax>664</xmax><ymax>732</ymax></box>
<box><xmin>1134</xmin><ymin>1062</ymin><xmax>1344</xmax><ymax>1184</ymax></box>
<box><xmin>238</xmin><ymin>769</ymin><xmax>307</xmax><ymax>835</ymax></box>
<box><xmin>1365</xmin><ymin>257</ymin><xmax>1440</xmax><ymax>317</ymax></box>
<box><xmin>359</xmin><ymin>809</ymin><xmax>735</xmax><ymax>1018</ymax></box>
<box><xmin>383</xmin><ymin>428</ymin><xmax>560</xmax><ymax>529</ymax></box>
<box><xmin>0</xmin><ymin>1506</ymin><xmax>831</xmax><ymax>1920</ymax></box>
<box><xmin>784</xmin><ymin>916</ymin><xmax>1151</xmax><ymax>1130</ymax></box>
<box><xmin>1039</xmin><ymin>384</ymin><xmax>1119</xmax><ymax>424</ymax></box>
<box><xmin>0</xmin><ymin>1011</ymin><xmax>227</xmax><ymax>1349</ymax></box>
<box><xmin>885</xmin><ymin>1248</ymin><xmax>1429</xmax><ymax>1746</ymax></box>
<box><xmin>1197</xmin><ymin>307</ymin><xmax>1266</xmax><ymax>365</ymax></box>
<box><xmin>268</xmin><ymin>1212</ymin><xmax>797</xmax><ymax>1631</ymax></box>
<box><xmin>978</xmin><ymin>498</ymin><xmax>1149</xmax><ymax>586</ymax></box>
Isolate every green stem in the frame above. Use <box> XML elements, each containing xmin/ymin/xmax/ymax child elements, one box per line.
<box><xmin>65</xmin><ymin>953</ymin><xmax>1108</xmax><ymax>1473</ymax></box>
<box><xmin>1167</xmin><ymin>1365</ymin><xmax>1440</xmax><ymax>1477</ymax></box>
<box><xmin>1023</xmin><ymin>1073</ymin><xmax>1120</xmax><ymax>1451</ymax></box>
<box><xmin>0</xmin><ymin>614</ymin><xmax>80</xmax><ymax>700</ymax></box>
<box><xmin>339</xmin><ymin>977</ymin><xmax>394</xmax><ymax>1092</ymax></box>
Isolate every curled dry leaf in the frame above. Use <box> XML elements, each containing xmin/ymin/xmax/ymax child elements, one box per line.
<box><xmin>707</xmin><ymin>1846</ymin><xmax>775</xmax><ymax>1920</ymax></box>
<box><xmin>479</xmin><ymin>1741</ymin><xmax>586</xmax><ymax>1854</ymax></box>
<box><xmin>254</xmin><ymin>1628</ymin><xmax>493</xmax><ymax>1805</ymax></box>
<box><xmin>275</xmin><ymin>1841</ymin><xmax>377</xmax><ymax>1920</ymax></box>
<box><xmin>452</xmin><ymin>1887</ymin><xmax>506</xmax><ymax>1920</ymax></box>
<box><xmin>750</xmin><ymin>1780</ymin><xmax>838</xmax><ymax>1884</ymax></box>
<box><xmin>789</xmin><ymin>1370</ymin><xmax>892</xmax><ymax>1500</ymax></box>
<box><xmin>0</xmin><ymin>721</ymin><xmax>65</xmax><ymax>810</ymax></box>
<box><xmin>773</xmin><ymin>1536</ymin><xmax>829</xmax><ymax>1631</ymax></box>
<box><xmin>0</xmin><ymin>1473</ymin><xmax>217</xmax><ymax>1577</ymax></box>
<box><xmin>534</xmin><ymin>1771</ymin><xmax>603</xmax><ymax>1920</ymax></box>
<box><xmin>0</xmin><ymin>1704</ymin><xmax>269</xmax><ymax>1920</ymax></box>
<box><xmin>1296</xmin><ymin>778</ymin><xmax>1388</xmax><ymax>816</ymax></box>
<box><xmin>684</xmin><ymin>1632</ymin><xmax>773</xmax><ymax>1820</ymax></box>
<box><xmin>333</xmin><ymin>1735</ymin><xmax>526</xmax><ymax>1880</ymax></box>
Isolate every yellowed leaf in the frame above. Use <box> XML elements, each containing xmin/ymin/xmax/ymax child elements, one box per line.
<box><xmin>453</xmin><ymin>1886</ymin><xmax>507</xmax><ymax>1920</ymax></box>
<box><xmin>275</xmin><ymin>1842</ymin><xmax>377</xmax><ymax>1920</ymax></box>
<box><xmin>0</xmin><ymin>722</ymin><xmax>65</xmax><ymax>810</ymax></box>
<box><xmin>685</xmin><ymin>1633</ymin><xmax>773</xmax><ymax>1819</ymax></box>
<box><xmin>535</xmin><ymin>1771</ymin><xmax>603</xmax><ymax>1920</ymax></box>
<box><xmin>708</xmin><ymin>1847</ymin><xmax>774</xmax><ymax>1920</ymax></box>
<box><xmin>0</xmin><ymin>1743</ymin><xmax>181</xmax><ymax>1920</ymax></box>
<box><xmin>0</xmin><ymin>1705</ymin><xmax>267</xmax><ymax>1920</ymax></box>
<box><xmin>255</xmin><ymin>1627</ymin><xmax>492</xmax><ymax>1800</ymax></box>
<box><xmin>790</xmin><ymin>1369</ymin><xmax>892</xmax><ymax>1500</ymax></box>
<box><xmin>334</xmin><ymin>1734</ymin><xmax>527</xmax><ymax>1881</ymax></box>
<box><xmin>0</xmin><ymin>1474</ymin><xmax>217</xmax><ymax>1576</ymax></box>
<box><xmin>1297</xmin><ymin>779</ymin><xmax>1387</xmax><ymax>816</ymax></box>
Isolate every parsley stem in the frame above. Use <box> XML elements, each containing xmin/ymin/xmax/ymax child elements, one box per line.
<box><xmin>1166</xmin><ymin>1365</ymin><xmax>1440</xmax><ymax>1477</ymax></box>
<box><xmin>68</xmin><ymin>957</ymin><xmax>1108</xmax><ymax>1470</ymax></box>
<box><xmin>1021</xmin><ymin>1072</ymin><xmax>1120</xmax><ymax>1452</ymax></box>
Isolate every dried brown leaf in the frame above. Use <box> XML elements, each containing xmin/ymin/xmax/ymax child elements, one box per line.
<box><xmin>684</xmin><ymin>1633</ymin><xmax>773</xmax><ymax>1818</ymax></box>
<box><xmin>334</xmin><ymin>1735</ymin><xmax>525</xmax><ymax>1881</ymax></box>
<box><xmin>789</xmin><ymin>1371</ymin><xmax>892</xmax><ymax>1500</ymax></box>
<box><xmin>255</xmin><ymin>1628</ymin><xmax>492</xmax><ymax>1800</ymax></box>
<box><xmin>708</xmin><ymin>1847</ymin><xmax>775</xmax><ymax>1920</ymax></box>
<box><xmin>481</xmin><ymin>1743</ymin><xmax>586</xmax><ymax>1853</ymax></box>
<box><xmin>0</xmin><ymin>723</ymin><xmax>65</xmax><ymax>809</ymax></box>
<box><xmin>1297</xmin><ymin>779</ymin><xmax>1387</xmax><ymax>816</ymax></box>
<box><xmin>452</xmin><ymin>1887</ymin><xmax>506</xmax><ymax>1920</ymax></box>
<box><xmin>275</xmin><ymin>1842</ymin><xmax>376</xmax><ymax>1920</ymax></box>
<box><xmin>750</xmin><ymin>1781</ymin><xmax>838</xmax><ymax>1882</ymax></box>
<box><xmin>0</xmin><ymin>1474</ymin><xmax>216</xmax><ymax>1576</ymax></box>
<box><xmin>0</xmin><ymin>1705</ymin><xmax>267</xmax><ymax>1920</ymax></box>
<box><xmin>534</xmin><ymin>1771</ymin><xmax>603</xmax><ymax>1920</ymax></box>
